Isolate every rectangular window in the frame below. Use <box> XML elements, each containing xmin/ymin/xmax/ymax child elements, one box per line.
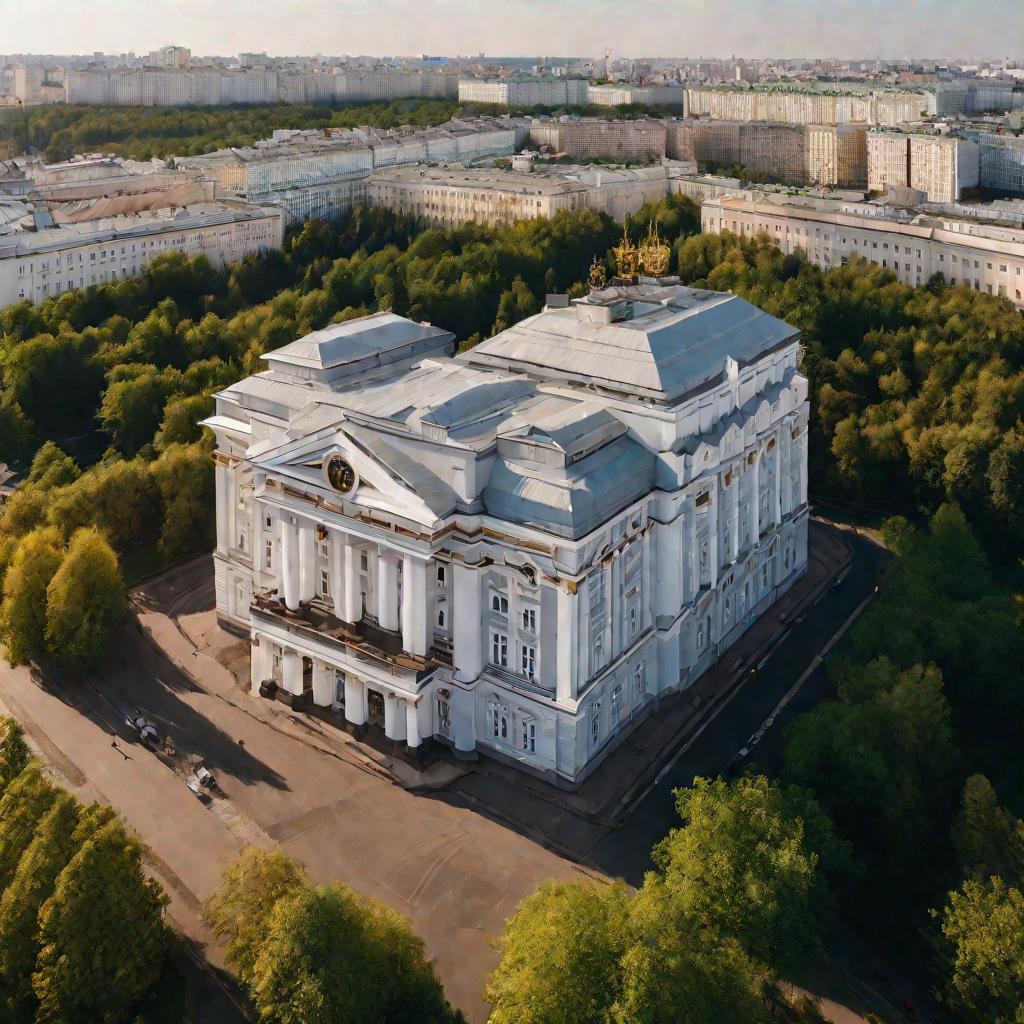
<box><xmin>611</xmin><ymin>684</ymin><xmax>622</xmax><ymax>722</ymax></box>
<box><xmin>591</xmin><ymin>701</ymin><xmax>601</xmax><ymax>745</ymax></box>
<box><xmin>522</xmin><ymin>607</ymin><xmax>537</xmax><ymax>632</ymax></box>
<box><xmin>633</xmin><ymin>664</ymin><xmax>644</xmax><ymax>706</ymax></box>
<box><xmin>520</xmin><ymin>644</ymin><xmax>536</xmax><ymax>678</ymax></box>
<box><xmin>491</xmin><ymin>632</ymin><xmax>508</xmax><ymax>667</ymax></box>
<box><xmin>320</xmin><ymin>568</ymin><xmax>330</xmax><ymax>599</ymax></box>
<box><xmin>522</xmin><ymin>719</ymin><xmax>536</xmax><ymax>753</ymax></box>
<box><xmin>264</xmin><ymin>538</ymin><xmax>273</xmax><ymax>570</ymax></box>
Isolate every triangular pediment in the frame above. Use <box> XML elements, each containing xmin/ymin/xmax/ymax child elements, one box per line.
<box><xmin>251</xmin><ymin>424</ymin><xmax>457</xmax><ymax>527</ymax></box>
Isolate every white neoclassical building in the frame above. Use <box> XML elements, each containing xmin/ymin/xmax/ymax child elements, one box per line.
<box><xmin>205</xmin><ymin>279</ymin><xmax>809</xmax><ymax>785</ymax></box>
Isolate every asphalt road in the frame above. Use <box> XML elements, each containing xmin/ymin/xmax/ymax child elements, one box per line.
<box><xmin>590</xmin><ymin>526</ymin><xmax>891</xmax><ymax>884</ymax></box>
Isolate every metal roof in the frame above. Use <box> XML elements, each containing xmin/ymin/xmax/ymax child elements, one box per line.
<box><xmin>467</xmin><ymin>285</ymin><xmax>799</xmax><ymax>404</ymax></box>
<box><xmin>483</xmin><ymin>433</ymin><xmax>655</xmax><ymax>540</ymax></box>
<box><xmin>263</xmin><ymin>312</ymin><xmax>449</xmax><ymax>371</ymax></box>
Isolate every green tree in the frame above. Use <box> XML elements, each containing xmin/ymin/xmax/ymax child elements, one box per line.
<box><xmin>26</xmin><ymin>441</ymin><xmax>80</xmax><ymax>490</ymax></box>
<box><xmin>204</xmin><ymin>848</ymin><xmax>310</xmax><ymax>986</ymax></box>
<box><xmin>153</xmin><ymin>393</ymin><xmax>214</xmax><ymax>451</ymax></box>
<box><xmin>953</xmin><ymin>775</ymin><xmax>1024</xmax><ymax>886</ymax></box>
<box><xmin>148</xmin><ymin>442</ymin><xmax>214</xmax><ymax>557</ymax></box>
<box><xmin>250</xmin><ymin>883</ymin><xmax>457</xmax><ymax>1024</ymax></box>
<box><xmin>0</xmin><ymin>527</ymin><xmax>64</xmax><ymax>665</ymax></box>
<box><xmin>934</xmin><ymin>877</ymin><xmax>1024</xmax><ymax>1024</ymax></box>
<box><xmin>0</xmin><ymin>763</ymin><xmax>59</xmax><ymax>890</ymax></box>
<box><xmin>784</xmin><ymin>659</ymin><xmax>955</xmax><ymax>872</ymax></box>
<box><xmin>613</xmin><ymin>883</ymin><xmax>771</xmax><ymax>1024</ymax></box>
<box><xmin>650</xmin><ymin>774</ymin><xmax>843</xmax><ymax>971</ymax></box>
<box><xmin>486</xmin><ymin>879</ymin><xmax>632</xmax><ymax>1024</ymax></box>
<box><xmin>0</xmin><ymin>716</ymin><xmax>30</xmax><ymax>797</ymax></box>
<box><xmin>0</xmin><ymin>791</ymin><xmax>81</xmax><ymax>1019</ymax></box>
<box><xmin>44</xmin><ymin>527</ymin><xmax>125</xmax><ymax>674</ymax></box>
<box><xmin>33</xmin><ymin>820</ymin><xmax>169</xmax><ymax>1024</ymax></box>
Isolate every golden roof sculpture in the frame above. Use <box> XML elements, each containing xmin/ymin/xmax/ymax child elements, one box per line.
<box><xmin>587</xmin><ymin>256</ymin><xmax>607</xmax><ymax>291</ymax></box>
<box><xmin>638</xmin><ymin>220</ymin><xmax>671</xmax><ymax>278</ymax></box>
<box><xmin>612</xmin><ymin>227</ymin><xmax>640</xmax><ymax>281</ymax></box>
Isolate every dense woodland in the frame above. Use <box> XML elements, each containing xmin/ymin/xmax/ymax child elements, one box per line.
<box><xmin>0</xmin><ymin>98</ymin><xmax>673</xmax><ymax>162</ymax></box>
<box><xmin>0</xmin><ymin>193</ymin><xmax>1023</xmax><ymax>1020</ymax></box>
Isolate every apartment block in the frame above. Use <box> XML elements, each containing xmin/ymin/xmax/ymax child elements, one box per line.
<box><xmin>701</xmin><ymin>191</ymin><xmax>1024</xmax><ymax>307</ymax></box>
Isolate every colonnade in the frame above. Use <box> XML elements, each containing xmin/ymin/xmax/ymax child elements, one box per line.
<box><xmin>275</xmin><ymin>514</ymin><xmax>430</xmax><ymax>657</ymax></box>
<box><xmin>250</xmin><ymin>639</ymin><xmax>427</xmax><ymax>747</ymax></box>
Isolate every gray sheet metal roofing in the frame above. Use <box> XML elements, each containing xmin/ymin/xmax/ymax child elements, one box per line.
<box><xmin>467</xmin><ymin>287</ymin><xmax>798</xmax><ymax>404</ymax></box>
<box><xmin>263</xmin><ymin>311</ymin><xmax>449</xmax><ymax>370</ymax></box>
<box><xmin>483</xmin><ymin>433</ymin><xmax>656</xmax><ymax>539</ymax></box>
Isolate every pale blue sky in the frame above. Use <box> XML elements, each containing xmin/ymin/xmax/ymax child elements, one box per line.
<box><xmin>0</xmin><ymin>0</ymin><xmax>1019</xmax><ymax>60</ymax></box>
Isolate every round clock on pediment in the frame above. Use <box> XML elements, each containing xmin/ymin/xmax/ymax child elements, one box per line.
<box><xmin>325</xmin><ymin>454</ymin><xmax>357</xmax><ymax>494</ymax></box>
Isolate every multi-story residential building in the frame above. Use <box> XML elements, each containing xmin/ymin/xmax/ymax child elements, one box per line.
<box><xmin>526</xmin><ymin>118</ymin><xmax>668</xmax><ymax>163</ymax></box>
<box><xmin>684</xmin><ymin>86</ymin><xmax>931</xmax><ymax>126</ymax></box>
<box><xmin>867</xmin><ymin>130</ymin><xmax>912</xmax><ymax>192</ymax></box>
<box><xmin>868</xmin><ymin>130</ymin><xmax>980</xmax><ymax>202</ymax></box>
<box><xmin>0</xmin><ymin>201</ymin><xmax>283</xmax><ymax>306</ymax></box>
<box><xmin>365</xmin><ymin>163</ymin><xmax>680</xmax><ymax>226</ymax></box>
<box><xmin>205</xmin><ymin>280</ymin><xmax>809</xmax><ymax>784</ymax></box>
<box><xmin>666</xmin><ymin>119</ymin><xmax>867</xmax><ymax>188</ymax></box>
<box><xmin>806</xmin><ymin>123</ymin><xmax>868</xmax><ymax>188</ymax></box>
<box><xmin>978</xmin><ymin>133</ymin><xmax>1024</xmax><ymax>195</ymax></box>
<box><xmin>586</xmin><ymin>83</ymin><xmax>686</xmax><ymax>109</ymax></box>
<box><xmin>701</xmin><ymin>190</ymin><xmax>1024</xmax><ymax>306</ymax></box>
<box><xmin>177</xmin><ymin>118</ymin><xmax>517</xmax><ymax>225</ymax></box>
<box><xmin>458</xmin><ymin>77</ymin><xmax>589</xmax><ymax>108</ymax></box>
<box><xmin>65</xmin><ymin>65</ymin><xmax>457</xmax><ymax>107</ymax></box>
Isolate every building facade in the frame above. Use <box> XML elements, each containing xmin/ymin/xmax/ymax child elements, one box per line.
<box><xmin>666</xmin><ymin>119</ymin><xmax>867</xmax><ymax>188</ymax></box>
<box><xmin>702</xmin><ymin>190</ymin><xmax>1024</xmax><ymax>306</ymax></box>
<box><xmin>868</xmin><ymin>131</ymin><xmax>980</xmax><ymax>202</ymax></box>
<box><xmin>365</xmin><ymin>164</ymin><xmax>679</xmax><ymax>227</ymax></box>
<box><xmin>206</xmin><ymin>283</ymin><xmax>810</xmax><ymax>784</ymax></box>
<box><xmin>458</xmin><ymin>77</ymin><xmax>589</xmax><ymax>108</ymax></box>
<box><xmin>0</xmin><ymin>202</ymin><xmax>283</xmax><ymax>306</ymax></box>
<box><xmin>527</xmin><ymin>118</ymin><xmax>668</xmax><ymax>163</ymax></box>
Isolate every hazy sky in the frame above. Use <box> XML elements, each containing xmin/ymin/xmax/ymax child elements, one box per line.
<box><xmin>1</xmin><ymin>0</ymin><xmax>1020</xmax><ymax>60</ymax></box>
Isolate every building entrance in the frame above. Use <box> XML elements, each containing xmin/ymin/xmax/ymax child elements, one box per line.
<box><xmin>367</xmin><ymin>688</ymin><xmax>385</xmax><ymax>725</ymax></box>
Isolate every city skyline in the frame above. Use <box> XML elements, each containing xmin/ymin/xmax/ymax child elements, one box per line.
<box><xmin>0</xmin><ymin>0</ymin><xmax>1020</xmax><ymax>61</ymax></box>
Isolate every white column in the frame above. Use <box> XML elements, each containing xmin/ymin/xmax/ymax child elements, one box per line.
<box><xmin>312</xmin><ymin>660</ymin><xmax>333</xmax><ymax>707</ymax></box>
<box><xmin>282</xmin><ymin>650</ymin><xmax>302</xmax><ymax>696</ymax></box>
<box><xmin>405</xmin><ymin>699</ymin><xmax>421</xmax><ymax>748</ymax></box>
<box><xmin>655</xmin><ymin>515</ymin><xmax>685</xmax><ymax>621</ymax></box>
<box><xmin>344</xmin><ymin>538</ymin><xmax>361</xmax><ymax>623</ymax></box>
<box><xmin>215</xmin><ymin>464</ymin><xmax>230</xmax><ymax>553</ymax></box>
<box><xmin>750</xmin><ymin>453</ymin><xmax>760</xmax><ymax>546</ymax></box>
<box><xmin>280</xmin><ymin>518</ymin><xmax>300</xmax><ymax>611</ymax></box>
<box><xmin>401</xmin><ymin>554</ymin><xmax>430</xmax><ymax>657</ymax></box>
<box><xmin>452</xmin><ymin>688</ymin><xmax>476</xmax><ymax>756</ymax></box>
<box><xmin>250</xmin><ymin>636</ymin><xmax>271</xmax><ymax>694</ymax></box>
<box><xmin>707</xmin><ymin>487</ymin><xmax>719</xmax><ymax>589</ymax></box>
<box><xmin>556</xmin><ymin>584</ymin><xmax>578</xmax><ymax>704</ymax></box>
<box><xmin>377</xmin><ymin>552</ymin><xmax>399</xmax><ymax>631</ymax></box>
<box><xmin>730</xmin><ymin>476</ymin><xmax>739</xmax><ymax>562</ymax></box>
<box><xmin>453</xmin><ymin>562</ymin><xmax>483</xmax><ymax>682</ymax></box>
<box><xmin>329</xmin><ymin>530</ymin><xmax>345</xmax><ymax>620</ymax></box>
<box><xmin>798</xmin><ymin>433</ymin><xmax>808</xmax><ymax>507</ymax></box>
<box><xmin>298</xmin><ymin>522</ymin><xmax>316</xmax><ymax>603</ymax></box>
<box><xmin>344</xmin><ymin>676</ymin><xmax>365</xmax><ymax>726</ymax></box>
<box><xmin>685</xmin><ymin>497</ymin><xmax>698</xmax><ymax>601</ymax></box>
<box><xmin>781</xmin><ymin>430</ymin><xmax>794</xmax><ymax>518</ymax></box>
<box><xmin>384</xmin><ymin>694</ymin><xmax>406</xmax><ymax>741</ymax></box>
<box><xmin>773</xmin><ymin>436</ymin><xmax>783</xmax><ymax>525</ymax></box>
